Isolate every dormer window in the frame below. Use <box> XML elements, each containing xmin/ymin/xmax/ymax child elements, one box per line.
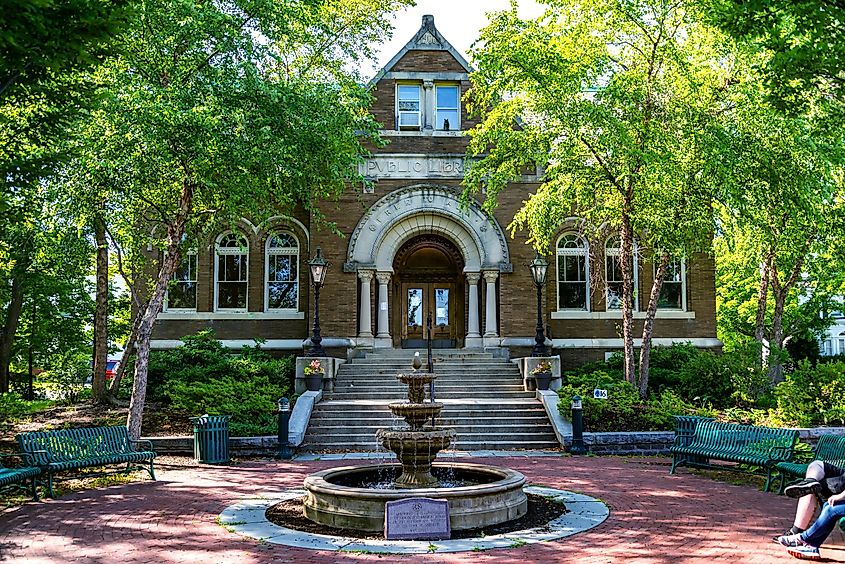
<box><xmin>435</xmin><ymin>85</ymin><xmax>459</xmax><ymax>131</ymax></box>
<box><xmin>398</xmin><ymin>84</ymin><xmax>421</xmax><ymax>129</ymax></box>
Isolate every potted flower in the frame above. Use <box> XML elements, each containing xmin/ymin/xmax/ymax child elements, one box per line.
<box><xmin>530</xmin><ymin>360</ymin><xmax>553</xmax><ymax>391</ymax></box>
<box><xmin>304</xmin><ymin>359</ymin><xmax>324</xmax><ymax>392</ymax></box>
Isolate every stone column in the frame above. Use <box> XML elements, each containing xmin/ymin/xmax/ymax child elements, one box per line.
<box><xmin>423</xmin><ymin>80</ymin><xmax>434</xmax><ymax>130</ymax></box>
<box><xmin>357</xmin><ymin>270</ymin><xmax>374</xmax><ymax>340</ymax></box>
<box><xmin>375</xmin><ymin>271</ymin><xmax>392</xmax><ymax>347</ymax></box>
<box><xmin>465</xmin><ymin>272</ymin><xmax>482</xmax><ymax>348</ymax></box>
<box><xmin>483</xmin><ymin>270</ymin><xmax>499</xmax><ymax>343</ymax></box>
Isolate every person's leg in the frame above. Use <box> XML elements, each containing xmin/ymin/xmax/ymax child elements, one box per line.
<box><xmin>792</xmin><ymin>461</ymin><xmax>827</xmax><ymax>531</ymax></box>
<box><xmin>795</xmin><ymin>462</ymin><xmax>827</xmax><ymax>528</ymax></box>
<box><xmin>801</xmin><ymin>501</ymin><xmax>845</xmax><ymax>548</ymax></box>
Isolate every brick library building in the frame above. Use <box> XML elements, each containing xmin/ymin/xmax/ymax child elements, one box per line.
<box><xmin>150</xmin><ymin>16</ymin><xmax>720</xmax><ymax>369</ymax></box>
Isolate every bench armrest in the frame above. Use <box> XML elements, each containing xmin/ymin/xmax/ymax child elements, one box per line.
<box><xmin>0</xmin><ymin>451</ymin><xmax>36</xmax><ymax>466</ymax></box>
<box><xmin>130</xmin><ymin>439</ymin><xmax>155</xmax><ymax>452</ymax></box>
<box><xmin>767</xmin><ymin>445</ymin><xmax>795</xmax><ymax>463</ymax></box>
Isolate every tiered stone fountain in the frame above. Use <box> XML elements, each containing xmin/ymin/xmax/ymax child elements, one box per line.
<box><xmin>303</xmin><ymin>366</ymin><xmax>528</xmax><ymax>532</ymax></box>
<box><xmin>375</xmin><ymin>372</ymin><xmax>455</xmax><ymax>488</ymax></box>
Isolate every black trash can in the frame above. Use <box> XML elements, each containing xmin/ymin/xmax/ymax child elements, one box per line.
<box><xmin>189</xmin><ymin>414</ymin><xmax>231</xmax><ymax>464</ymax></box>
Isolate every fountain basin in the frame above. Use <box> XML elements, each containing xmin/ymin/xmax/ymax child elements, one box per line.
<box><xmin>303</xmin><ymin>462</ymin><xmax>528</xmax><ymax>532</ymax></box>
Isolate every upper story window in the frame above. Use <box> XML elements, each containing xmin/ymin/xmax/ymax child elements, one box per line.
<box><xmin>166</xmin><ymin>252</ymin><xmax>197</xmax><ymax>311</ymax></box>
<box><xmin>266</xmin><ymin>232</ymin><xmax>299</xmax><ymax>311</ymax></box>
<box><xmin>435</xmin><ymin>85</ymin><xmax>459</xmax><ymax>131</ymax></box>
<box><xmin>657</xmin><ymin>256</ymin><xmax>686</xmax><ymax>310</ymax></box>
<box><xmin>398</xmin><ymin>84</ymin><xmax>421</xmax><ymax>129</ymax></box>
<box><xmin>605</xmin><ymin>236</ymin><xmax>638</xmax><ymax>310</ymax></box>
<box><xmin>557</xmin><ymin>233</ymin><xmax>589</xmax><ymax>310</ymax></box>
<box><xmin>216</xmin><ymin>231</ymin><xmax>249</xmax><ymax>311</ymax></box>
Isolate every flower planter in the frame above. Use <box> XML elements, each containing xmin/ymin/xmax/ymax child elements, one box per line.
<box><xmin>305</xmin><ymin>373</ymin><xmax>324</xmax><ymax>392</ymax></box>
<box><xmin>533</xmin><ymin>372</ymin><xmax>553</xmax><ymax>391</ymax></box>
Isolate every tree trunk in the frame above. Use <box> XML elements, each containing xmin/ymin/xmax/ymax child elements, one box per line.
<box><xmin>126</xmin><ymin>177</ymin><xmax>194</xmax><ymax>439</ymax></box>
<box><xmin>92</xmin><ymin>216</ymin><xmax>109</xmax><ymax>403</ymax></box>
<box><xmin>109</xmin><ymin>313</ymin><xmax>140</xmax><ymax>397</ymax></box>
<box><xmin>638</xmin><ymin>251</ymin><xmax>670</xmax><ymax>399</ymax></box>
<box><xmin>753</xmin><ymin>252</ymin><xmax>771</xmax><ymax>365</ymax></box>
<box><xmin>0</xmin><ymin>276</ymin><xmax>25</xmax><ymax>394</ymax></box>
<box><xmin>126</xmin><ymin>248</ymin><xmax>181</xmax><ymax>439</ymax></box>
<box><xmin>619</xmin><ymin>211</ymin><xmax>636</xmax><ymax>387</ymax></box>
<box><xmin>768</xmin><ymin>292</ymin><xmax>786</xmax><ymax>382</ymax></box>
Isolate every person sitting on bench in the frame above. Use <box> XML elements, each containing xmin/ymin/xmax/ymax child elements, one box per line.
<box><xmin>775</xmin><ymin>460</ymin><xmax>845</xmax><ymax>560</ymax></box>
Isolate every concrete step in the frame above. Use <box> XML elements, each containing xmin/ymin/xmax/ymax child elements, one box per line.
<box><xmin>337</xmin><ymin>364</ymin><xmax>520</xmax><ymax>378</ymax></box>
<box><xmin>300</xmin><ymin>440</ymin><xmax>560</xmax><ymax>450</ymax></box>
<box><xmin>331</xmin><ymin>383</ymin><xmax>525</xmax><ymax>392</ymax></box>
<box><xmin>323</xmin><ymin>392</ymin><xmax>537</xmax><ymax>400</ymax></box>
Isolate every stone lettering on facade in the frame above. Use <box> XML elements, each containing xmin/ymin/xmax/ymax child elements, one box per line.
<box><xmin>360</xmin><ymin>155</ymin><xmax>466</xmax><ymax>179</ymax></box>
<box><xmin>384</xmin><ymin>498</ymin><xmax>450</xmax><ymax>540</ymax></box>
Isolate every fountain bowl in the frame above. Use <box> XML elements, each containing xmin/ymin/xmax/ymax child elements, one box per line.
<box><xmin>302</xmin><ymin>462</ymin><xmax>528</xmax><ymax>532</ymax></box>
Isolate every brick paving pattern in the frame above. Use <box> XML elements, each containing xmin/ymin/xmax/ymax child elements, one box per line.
<box><xmin>2</xmin><ymin>455</ymin><xmax>843</xmax><ymax>563</ymax></box>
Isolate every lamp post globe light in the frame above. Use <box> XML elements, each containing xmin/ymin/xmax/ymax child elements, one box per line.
<box><xmin>307</xmin><ymin>247</ymin><xmax>329</xmax><ymax>357</ymax></box>
<box><xmin>529</xmin><ymin>251</ymin><xmax>549</xmax><ymax>357</ymax></box>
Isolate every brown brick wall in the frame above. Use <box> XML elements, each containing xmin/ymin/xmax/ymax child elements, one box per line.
<box><xmin>151</xmin><ymin>214</ymin><xmax>311</xmax><ymax>342</ymax></box>
<box><xmin>390</xmin><ymin>50</ymin><xmax>466</xmax><ymax>73</ymax></box>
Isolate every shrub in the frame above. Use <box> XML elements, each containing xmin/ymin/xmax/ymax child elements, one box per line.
<box><xmin>556</xmin><ymin>370</ymin><xmax>707</xmax><ymax>432</ymax></box>
<box><xmin>773</xmin><ymin>360</ymin><xmax>845</xmax><ymax>427</ymax></box>
<box><xmin>40</xmin><ymin>352</ymin><xmax>91</xmax><ymax>403</ymax></box>
<box><xmin>146</xmin><ymin>330</ymin><xmax>294</xmax><ymax>436</ymax></box>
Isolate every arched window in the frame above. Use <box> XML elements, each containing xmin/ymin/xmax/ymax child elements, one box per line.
<box><xmin>557</xmin><ymin>233</ymin><xmax>589</xmax><ymax>310</ymax></box>
<box><xmin>657</xmin><ymin>255</ymin><xmax>686</xmax><ymax>310</ymax></box>
<box><xmin>165</xmin><ymin>250</ymin><xmax>197</xmax><ymax>310</ymax></box>
<box><xmin>605</xmin><ymin>236</ymin><xmax>638</xmax><ymax>310</ymax></box>
<box><xmin>266</xmin><ymin>232</ymin><xmax>299</xmax><ymax>310</ymax></box>
<box><xmin>838</xmin><ymin>330</ymin><xmax>845</xmax><ymax>356</ymax></box>
<box><xmin>215</xmin><ymin>232</ymin><xmax>248</xmax><ymax>310</ymax></box>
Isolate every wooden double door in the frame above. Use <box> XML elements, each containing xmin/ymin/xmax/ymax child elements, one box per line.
<box><xmin>401</xmin><ymin>282</ymin><xmax>457</xmax><ymax>348</ymax></box>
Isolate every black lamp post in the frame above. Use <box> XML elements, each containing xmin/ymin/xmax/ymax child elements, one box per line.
<box><xmin>307</xmin><ymin>247</ymin><xmax>329</xmax><ymax>357</ymax></box>
<box><xmin>529</xmin><ymin>251</ymin><xmax>549</xmax><ymax>357</ymax></box>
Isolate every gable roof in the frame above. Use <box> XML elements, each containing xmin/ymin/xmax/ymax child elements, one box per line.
<box><xmin>369</xmin><ymin>15</ymin><xmax>473</xmax><ymax>86</ymax></box>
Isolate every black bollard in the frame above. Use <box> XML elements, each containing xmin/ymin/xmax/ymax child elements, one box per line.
<box><xmin>570</xmin><ymin>395</ymin><xmax>587</xmax><ymax>454</ymax></box>
<box><xmin>276</xmin><ymin>397</ymin><xmax>293</xmax><ymax>460</ymax></box>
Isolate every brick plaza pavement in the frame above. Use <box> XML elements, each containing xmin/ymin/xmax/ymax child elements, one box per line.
<box><xmin>2</xmin><ymin>455</ymin><xmax>843</xmax><ymax>563</ymax></box>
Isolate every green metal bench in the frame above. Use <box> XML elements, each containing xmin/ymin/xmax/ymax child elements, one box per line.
<box><xmin>774</xmin><ymin>434</ymin><xmax>845</xmax><ymax>495</ymax></box>
<box><xmin>670</xmin><ymin>419</ymin><xmax>799</xmax><ymax>492</ymax></box>
<box><xmin>16</xmin><ymin>426</ymin><xmax>156</xmax><ymax>498</ymax></box>
<box><xmin>0</xmin><ymin>452</ymin><xmax>41</xmax><ymax>500</ymax></box>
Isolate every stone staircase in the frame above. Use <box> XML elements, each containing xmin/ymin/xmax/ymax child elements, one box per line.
<box><xmin>301</xmin><ymin>349</ymin><xmax>559</xmax><ymax>451</ymax></box>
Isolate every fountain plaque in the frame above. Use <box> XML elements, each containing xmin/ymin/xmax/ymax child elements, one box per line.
<box><xmin>385</xmin><ymin>498</ymin><xmax>451</xmax><ymax>540</ymax></box>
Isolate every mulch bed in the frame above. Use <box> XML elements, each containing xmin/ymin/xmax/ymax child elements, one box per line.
<box><xmin>265</xmin><ymin>493</ymin><xmax>566</xmax><ymax>540</ymax></box>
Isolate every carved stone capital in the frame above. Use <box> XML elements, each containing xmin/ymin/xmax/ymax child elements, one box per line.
<box><xmin>465</xmin><ymin>272</ymin><xmax>481</xmax><ymax>284</ymax></box>
<box><xmin>375</xmin><ymin>272</ymin><xmax>392</xmax><ymax>285</ymax></box>
<box><xmin>357</xmin><ymin>269</ymin><xmax>374</xmax><ymax>283</ymax></box>
<box><xmin>483</xmin><ymin>270</ymin><xmax>499</xmax><ymax>283</ymax></box>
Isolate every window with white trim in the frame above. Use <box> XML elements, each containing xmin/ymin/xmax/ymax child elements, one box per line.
<box><xmin>216</xmin><ymin>232</ymin><xmax>248</xmax><ymax>310</ymax></box>
<box><xmin>166</xmin><ymin>252</ymin><xmax>197</xmax><ymax>310</ymax></box>
<box><xmin>435</xmin><ymin>84</ymin><xmax>459</xmax><ymax>131</ymax></box>
<box><xmin>266</xmin><ymin>232</ymin><xmax>298</xmax><ymax>310</ymax></box>
<box><xmin>557</xmin><ymin>233</ymin><xmax>589</xmax><ymax>310</ymax></box>
<box><xmin>839</xmin><ymin>330</ymin><xmax>845</xmax><ymax>356</ymax></box>
<box><xmin>657</xmin><ymin>256</ymin><xmax>686</xmax><ymax>310</ymax></box>
<box><xmin>605</xmin><ymin>236</ymin><xmax>638</xmax><ymax>310</ymax></box>
<box><xmin>397</xmin><ymin>84</ymin><xmax>421</xmax><ymax>129</ymax></box>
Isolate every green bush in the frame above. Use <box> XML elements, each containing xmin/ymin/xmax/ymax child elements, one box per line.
<box><xmin>147</xmin><ymin>330</ymin><xmax>294</xmax><ymax>436</ymax></box>
<box><xmin>773</xmin><ymin>360</ymin><xmax>845</xmax><ymax>427</ymax></box>
<box><xmin>40</xmin><ymin>352</ymin><xmax>91</xmax><ymax>403</ymax></box>
<box><xmin>556</xmin><ymin>370</ymin><xmax>709</xmax><ymax>432</ymax></box>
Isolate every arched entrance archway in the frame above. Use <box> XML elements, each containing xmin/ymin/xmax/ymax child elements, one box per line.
<box><xmin>346</xmin><ymin>185</ymin><xmax>512</xmax><ymax>349</ymax></box>
<box><xmin>393</xmin><ymin>235</ymin><xmax>465</xmax><ymax>348</ymax></box>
